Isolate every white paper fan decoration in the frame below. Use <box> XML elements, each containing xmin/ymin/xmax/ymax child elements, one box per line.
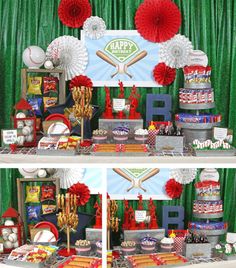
<box><xmin>159</xmin><ymin>34</ymin><xmax>193</xmax><ymax>68</ymax></box>
<box><xmin>52</xmin><ymin>168</ymin><xmax>85</xmax><ymax>189</ymax></box>
<box><xmin>83</xmin><ymin>16</ymin><xmax>106</xmax><ymax>39</ymax></box>
<box><xmin>46</xmin><ymin>35</ymin><xmax>88</xmax><ymax>81</ymax></box>
<box><xmin>171</xmin><ymin>168</ymin><xmax>197</xmax><ymax>184</ymax></box>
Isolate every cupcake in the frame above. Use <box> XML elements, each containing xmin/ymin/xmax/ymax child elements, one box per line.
<box><xmin>96</xmin><ymin>240</ymin><xmax>102</xmax><ymax>256</ymax></box>
<box><xmin>140</xmin><ymin>237</ymin><xmax>157</xmax><ymax>253</ymax></box>
<box><xmin>160</xmin><ymin>237</ymin><xmax>174</xmax><ymax>252</ymax></box>
<box><xmin>93</xmin><ymin>129</ymin><xmax>108</xmax><ymax>143</ymax></box>
<box><xmin>134</xmin><ymin>129</ymin><xmax>148</xmax><ymax>143</ymax></box>
<box><xmin>121</xmin><ymin>241</ymin><xmax>136</xmax><ymax>255</ymax></box>
<box><xmin>75</xmin><ymin>240</ymin><xmax>91</xmax><ymax>256</ymax></box>
<box><xmin>113</xmin><ymin>130</ymin><xmax>129</xmax><ymax>141</ymax></box>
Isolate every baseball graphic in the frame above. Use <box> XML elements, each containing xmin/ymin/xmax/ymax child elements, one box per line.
<box><xmin>22</xmin><ymin>46</ymin><xmax>46</xmax><ymax>68</ymax></box>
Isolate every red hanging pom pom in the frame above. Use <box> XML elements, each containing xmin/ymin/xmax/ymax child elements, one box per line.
<box><xmin>153</xmin><ymin>62</ymin><xmax>176</xmax><ymax>86</ymax></box>
<box><xmin>68</xmin><ymin>182</ymin><xmax>90</xmax><ymax>206</ymax></box>
<box><xmin>69</xmin><ymin>75</ymin><xmax>93</xmax><ymax>90</ymax></box>
<box><xmin>165</xmin><ymin>179</ymin><xmax>183</xmax><ymax>199</ymax></box>
<box><xmin>58</xmin><ymin>0</ymin><xmax>92</xmax><ymax>28</ymax></box>
<box><xmin>135</xmin><ymin>0</ymin><xmax>181</xmax><ymax>43</ymax></box>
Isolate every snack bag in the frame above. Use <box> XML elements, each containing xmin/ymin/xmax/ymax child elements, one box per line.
<box><xmin>67</xmin><ymin>136</ymin><xmax>80</xmax><ymax>149</ymax></box>
<box><xmin>28</xmin><ymin>77</ymin><xmax>42</xmax><ymax>95</ymax></box>
<box><xmin>43</xmin><ymin>97</ymin><xmax>58</xmax><ymax>111</ymax></box>
<box><xmin>43</xmin><ymin>77</ymin><xmax>58</xmax><ymax>94</ymax></box>
<box><xmin>25</xmin><ymin>186</ymin><xmax>40</xmax><ymax>203</ymax></box>
<box><xmin>42</xmin><ymin>204</ymin><xmax>56</xmax><ymax>214</ymax></box>
<box><xmin>26</xmin><ymin>205</ymin><xmax>41</xmax><ymax>222</ymax></box>
<box><xmin>41</xmin><ymin>185</ymin><xmax>56</xmax><ymax>202</ymax></box>
<box><xmin>27</xmin><ymin>97</ymin><xmax>43</xmax><ymax>116</ymax></box>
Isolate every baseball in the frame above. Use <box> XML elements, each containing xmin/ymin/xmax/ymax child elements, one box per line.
<box><xmin>25</xmin><ymin>120</ymin><xmax>33</xmax><ymax>126</ymax></box>
<box><xmin>17</xmin><ymin>135</ymin><xmax>25</xmax><ymax>146</ymax></box>
<box><xmin>4</xmin><ymin>220</ymin><xmax>14</xmax><ymax>226</ymax></box>
<box><xmin>3</xmin><ymin>241</ymin><xmax>13</xmax><ymax>249</ymax></box>
<box><xmin>2</xmin><ymin>228</ymin><xmax>11</xmax><ymax>236</ymax></box>
<box><xmin>13</xmin><ymin>241</ymin><xmax>19</xmax><ymax>248</ymax></box>
<box><xmin>46</xmin><ymin>168</ymin><xmax>56</xmax><ymax>175</ymax></box>
<box><xmin>17</xmin><ymin>121</ymin><xmax>24</xmax><ymax>128</ymax></box>
<box><xmin>25</xmin><ymin>134</ymin><xmax>33</xmax><ymax>142</ymax></box>
<box><xmin>12</xmin><ymin>227</ymin><xmax>18</xmax><ymax>234</ymax></box>
<box><xmin>22</xmin><ymin>126</ymin><xmax>32</xmax><ymax>136</ymax></box>
<box><xmin>8</xmin><ymin>233</ymin><xmax>17</xmax><ymax>243</ymax></box>
<box><xmin>44</xmin><ymin>60</ymin><xmax>54</xmax><ymax>69</ymax></box>
<box><xmin>37</xmin><ymin>169</ymin><xmax>47</xmax><ymax>178</ymax></box>
<box><xmin>3</xmin><ymin>234</ymin><xmax>9</xmax><ymax>241</ymax></box>
<box><xmin>16</xmin><ymin>112</ymin><xmax>26</xmax><ymax>119</ymax></box>
<box><xmin>22</xmin><ymin>46</ymin><xmax>46</xmax><ymax>68</ymax></box>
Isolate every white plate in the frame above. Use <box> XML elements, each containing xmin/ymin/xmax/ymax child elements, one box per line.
<box><xmin>47</xmin><ymin>122</ymin><xmax>70</xmax><ymax>135</ymax></box>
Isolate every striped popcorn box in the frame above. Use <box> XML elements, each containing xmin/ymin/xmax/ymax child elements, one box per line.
<box><xmin>148</xmin><ymin>130</ymin><xmax>158</xmax><ymax>147</ymax></box>
<box><xmin>173</xmin><ymin>237</ymin><xmax>185</xmax><ymax>254</ymax></box>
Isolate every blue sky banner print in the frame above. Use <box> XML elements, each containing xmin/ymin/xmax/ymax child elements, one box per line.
<box><xmin>107</xmin><ymin>168</ymin><xmax>170</xmax><ymax>200</ymax></box>
<box><xmin>81</xmin><ymin>30</ymin><xmax>160</xmax><ymax>87</ymax></box>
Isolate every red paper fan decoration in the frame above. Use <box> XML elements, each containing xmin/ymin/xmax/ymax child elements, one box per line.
<box><xmin>58</xmin><ymin>0</ymin><xmax>92</xmax><ymax>28</ymax></box>
<box><xmin>153</xmin><ymin>62</ymin><xmax>176</xmax><ymax>86</ymax></box>
<box><xmin>69</xmin><ymin>75</ymin><xmax>93</xmax><ymax>90</ymax></box>
<box><xmin>165</xmin><ymin>179</ymin><xmax>183</xmax><ymax>199</ymax></box>
<box><xmin>135</xmin><ymin>0</ymin><xmax>181</xmax><ymax>43</ymax></box>
<box><xmin>68</xmin><ymin>182</ymin><xmax>91</xmax><ymax>206</ymax></box>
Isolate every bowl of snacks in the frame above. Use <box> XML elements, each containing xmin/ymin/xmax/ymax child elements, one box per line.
<box><xmin>121</xmin><ymin>241</ymin><xmax>136</xmax><ymax>255</ymax></box>
<box><xmin>113</xmin><ymin>129</ymin><xmax>129</xmax><ymax>142</ymax></box>
<box><xmin>134</xmin><ymin>129</ymin><xmax>149</xmax><ymax>143</ymax></box>
<box><xmin>75</xmin><ymin>240</ymin><xmax>91</xmax><ymax>256</ymax></box>
<box><xmin>96</xmin><ymin>240</ymin><xmax>102</xmax><ymax>256</ymax></box>
<box><xmin>160</xmin><ymin>237</ymin><xmax>174</xmax><ymax>252</ymax></box>
<box><xmin>92</xmin><ymin>129</ymin><xmax>108</xmax><ymax>143</ymax></box>
<box><xmin>140</xmin><ymin>237</ymin><xmax>157</xmax><ymax>253</ymax></box>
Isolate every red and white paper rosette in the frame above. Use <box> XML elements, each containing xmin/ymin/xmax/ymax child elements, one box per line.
<box><xmin>58</xmin><ymin>0</ymin><xmax>92</xmax><ymax>28</ymax></box>
<box><xmin>69</xmin><ymin>75</ymin><xmax>93</xmax><ymax>90</ymax></box>
<box><xmin>153</xmin><ymin>62</ymin><xmax>176</xmax><ymax>86</ymax></box>
<box><xmin>165</xmin><ymin>179</ymin><xmax>183</xmax><ymax>199</ymax></box>
<box><xmin>135</xmin><ymin>0</ymin><xmax>181</xmax><ymax>43</ymax></box>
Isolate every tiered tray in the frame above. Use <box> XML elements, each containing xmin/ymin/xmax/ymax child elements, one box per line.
<box><xmin>179</xmin><ymin>103</ymin><xmax>215</xmax><ymax>110</ymax></box>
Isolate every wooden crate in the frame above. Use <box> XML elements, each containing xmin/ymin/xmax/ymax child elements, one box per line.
<box><xmin>21</xmin><ymin>68</ymin><xmax>66</xmax><ymax>104</ymax></box>
<box><xmin>17</xmin><ymin>177</ymin><xmax>60</xmax><ymax>236</ymax></box>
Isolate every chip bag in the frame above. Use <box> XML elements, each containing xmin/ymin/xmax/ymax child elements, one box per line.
<box><xmin>25</xmin><ymin>186</ymin><xmax>40</xmax><ymax>203</ymax></box>
<box><xmin>28</xmin><ymin>77</ymin><xmax>42</xmax><ymax>95</ymax></box>
<box><xmin>42</xmin><ymin>204</ymin><xmax>56</xmax><ymax>214</ymax></box>
<box><xmin>27</xmin><ymin>97</ymin><xmax>43</xmax><ymax>116</ymax></box>
<box><xmin>26</xmin><ymin>205</ymin><xmax>41</xmax><ymax>223</ymax></box>
<box><xmin>41</xmin><ymin>185</ymin><xmax>55</xmax><ymax>202</ymax></box>
<box><xmin>43</xmin><ymin>97</ymin><xmax>58</xmax><ymax>111</ymax></box>
<box><xmin>43</xmin><ymin>77</ymin><xmax>58</xmax><ymax>94</ymax></box>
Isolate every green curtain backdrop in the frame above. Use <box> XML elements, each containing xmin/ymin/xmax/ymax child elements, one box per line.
<box><xmin>0</xmin><ymin>0</ymin><xmax>235</xmax><ymax>145</ymax></box>
<box><xmin>0</xmin><ymin>169</ymin><xmax>99</xmax><ymax>230</ymax></box>
<box><xmin>112</xmin><ymin>168</ymin><xmax>236</xmax><ymax>245</ymax></box>
<box><xmin>1</xmin><ymin>168</ymin><xmax>235</xmax><ymax>245</ymax></box>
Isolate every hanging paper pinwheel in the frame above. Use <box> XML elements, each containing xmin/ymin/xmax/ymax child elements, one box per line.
<box><xmin>68</xmin><ymin>182</ymin><xmax>91</xmax><ymax>206</ymax></box>
<box><xmin>46</xmin><ymin>35</ymin><xmax>88</xmax><ymax>81</ymax></box>
<box><xmin>135</xmin><ymin>0</ymin><xmax>181</xmax><ymax>43</ymax></box>
<box><xmin>159</xmin><ymin>34</ymin><xmax>193</xmax><ymax>68</ymax></box>
<box><xmin>153</xmin><ymin>62</ymin><xmax>176</xmax><ymax>86</ymax></box>
<box><xmin>165</xmin><ymin>178</ymin><xmax>183</xmax><ymax>199</ymax></box>
<box><xmin>83</xmin><ymin>16</ymin><xmax>106</xmax><ymax>39</ymax></box>
<box><xmin>58</xmin><ymin>0</ymin><xmax>92</xmax><ymax>28</ymax></box>
<box><xmin>52</xmin><ymin>168</ymin><xmax>85</xmax><ymax>189</ymax></box>
<box><xmin>170</xmin><ymin>169</ymin><xmax>197</xmax><ymax>185</ymax></box>
<box><xmin>69</xmin><ymin>75</ymin><xmax>93</xmax><ymax>89</ymax></box>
